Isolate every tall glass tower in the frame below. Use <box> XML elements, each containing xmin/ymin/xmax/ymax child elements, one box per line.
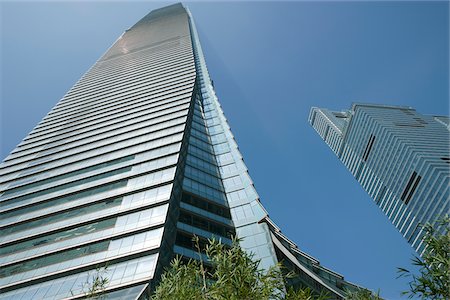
<box><xmin>0</xmin><ymin>4</ymin><xmax>359</xmax><ymax>299</ymax></box>
<box><xmin>309</xmin><ymin>103</ymin><xmax>449</xmax><ymax>255</ymax></box>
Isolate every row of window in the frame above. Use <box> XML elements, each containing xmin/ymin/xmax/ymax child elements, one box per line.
<box><xmin>20</xmin><ymin>78</ymin><xmax>193</xmax><ymax>149</ymax></box>
<box><xmin>1</xmin><ymin>241</ymin><xmax>109</xmax><ymax>278</ymax></box>
<box><xmin>12</xmin><ymin>106</ymin><xmax>187</xmax><ymax>167</ymax></box>
<box><xmin>60</xmin><ymin>50</ymin><xmax>193</xmax><ymax>110</ymax></box>
<box><xmin>175</xmin><ymin>231</ymin><xmax>209</xmax><ymax>252</ymax></box>
<box><xmin>6</xmin><ymin>141</ymin><xmax>180</xmax><ymax>201</ymax></box>
<box><xmin>182</xmin><ymin>177</ymin><xmax>227</xmax><ymax>205</ymax></box>
<box><xmin>2</xmin><ymin>166</ymin><xmax>131</xmax><ymax>206</ymax></box>
<box><xmin>11</xmin><ymin>87</ymin><xmax>191</xmax><ymax>158</ymax></box>
<box><xmin>31</xmin><ymin>63</ymin><xmax>194</xmax><ymax>136</ymax></box>
<box><xmin>64</xmin><ymin>39</ymin><xmax>191</xmax><ymax>96</ymax></box>
<box><xmin>18</xmin><ymin>77</ymin><xmax>193</xmax><ymax>152</ymax></box>
<box><xmin>401</xmin><ymin>171</ymin><xmax>422</xmax><ymax>205</ymax></box>
<box><xmin>1</xmin><ymin>180</ymin><xmax>128</xmax><ymax>222</ymax></box>
<box><xmin>181</xmin><ymin>192</ymin><xmax>231</xmax><ymax>219</ymax></box>
<box><xmin>19</xmin><ymin>118</ymin><xmax>184</xmax><ymax>175</ymax></box>
<box><xmin>0</xmin><ymin>254</ymin><xmax>156</xmax><ymax>299</ymax></box>
<box><xmin>5</xmin><ymin>201</ymin><xmax>110</xmax><ymax>244</ymax></box>
<box><xmin>4</xmin><ymin>155</ymin><xmax>134</xmax><ymax>195</ymax></box>
<box><xmin>2</xmin><ymin>197</ymin><xmax>170</xmax><ymax>266</ymax></box>
<box><xmin>1</xmin><ymin>226</ymin><xmax>163</xmax><ymax>287</ymax></box>
<box><xmin>1</xmin><ymin>218</ymin><xmax>116</xmax><ymax>258</ymax></box>
<box><xmin>3</xmin><ymin>126</ymin><xmax>184</xmax><ymax>184</ymax></box>
<box><xmin>186</xmin><ymin>154</ymin><xmax>219</xmax><ymax>177</ymax></box>
<box><xmin>178</xmin><ymin>211</ymin><xmax>234</xmax><ymax>239</ymax></box>
<box><xmin>184</xmin><ymin>165</ymin><xmax>223</xmax><ymax>192</ymax></box>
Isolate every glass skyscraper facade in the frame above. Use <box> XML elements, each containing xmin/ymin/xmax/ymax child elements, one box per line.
<box><xmin>309</xmin><ymin>103</ymin><xmax>449</xmax><ymax>255</ymax></box>
<box><xmin>1</xmin><ymin>4</ymin><xmax>359</xmax><ymax>299</ymax></box>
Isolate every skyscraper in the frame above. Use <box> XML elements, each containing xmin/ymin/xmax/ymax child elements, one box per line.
<box><xmin>309</xmin><ymin>103</ymin><xmax>449</xmax><ymax>255</ymax></box>
<box><xmin>0</xmin><ymin>4</ymin><xmax>359</xmax><ymax>299</ymax></box>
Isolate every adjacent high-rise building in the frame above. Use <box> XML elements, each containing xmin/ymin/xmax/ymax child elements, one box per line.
<box><xmin>0</xmin><ymin>4</ymin><xmax>360</xmax><ymax>299</ymax></box>
<box><xmin>309</xmin><ymin>103</ymin><xmax>449</xmax><ymax>255</ymax></box>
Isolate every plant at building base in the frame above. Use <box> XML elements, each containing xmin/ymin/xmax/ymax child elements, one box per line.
<box><xmin>344</xmin><ymin>287</ymin><xmax>383</xmax><ymax>300</ymax></box>
<box><xmin>397</xmin><ymin>215</ymin><xmax>450</xmax><ymax>299</ymax></box>
<box><xmin>285</xmin><ymin>286</ymin><xmax>329</xmax><ymax>300</ymax></box>
<box><xmin>152</xmin><ymin>236</ymin><xmax>336</xmax><ymax>300</ymax></box>
<box><xmin>81</xmin><ymin>264</ymin><xmax>110</xmax><ymax>299</ymax></box>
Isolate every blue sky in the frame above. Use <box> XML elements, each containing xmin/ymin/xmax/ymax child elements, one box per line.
<box><xmin>1</xmin><ymin>1</ymin><xmax>448</xmax><ymax>299</ymax></box>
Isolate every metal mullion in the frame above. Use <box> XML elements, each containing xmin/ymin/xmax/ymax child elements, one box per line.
<box><xmin>12</xmin><ymin>86</ymin><xmax>192</xmax><ymax>154</ymax></box>
<box><xmin>59</xmin><ymin>44</ymin><xmax>192</xmax><ymax>102</ymax></box>
<box><xmin>30</xmin><ymin>69</ymin><xmax>193</xmax><ymax>139</ymax></box>
<box><xmin>185</xmin><ymin>162</ymin><xmax>222</xmax><ymax>181</ymax></box>
<box><xmin>2</xmin><ymin>116</ymin><xmax>181</xmax><ymax>192</ymax></box>
<box><xmin>45</xmin><ymin>58</ymin><xmax>193</xmax><ymax>122</ymax></box>
<box><xmin>0</xmin><ymin>186</ymin><xmax>170</xmax><ymax>251</ymax></box>
<box><xmin>78</xmin><ymin>38</ymin><xmax>190</xmax><ymax>82</ymax></box>
<box><xmin>1</xmin><ymin>149</ymin><xmax>178</xmax><ymax>203</ymax></box>
<box><xmin>68</xmin><ymin>45</ymin><xmax>192</xmax><ymax>95</ymax></box>
<box><xmin>6</xmin><ymin>107</ymin><xmax>187</xmax><ymax>166</ymax></box>
<box><xmin>27</xmin><ymin>70</ymin><xmax>194</xmax><ymax>139</ymax></box>
<box><xmin>4</xmin><ymin>97</ymin><xmax>189</xmax><ymax>168</ymax></box>
<box><xmin>18</xmin><ymin>95</ymin><xmax>190</xmax><ymax>154</ymax></box>
<box><xmin>12</xmin><ymin>80</ymin><xmax>192</xmax><ymax>153</ymax></box>
<box><xmin>1</xmin><ymin>143</ymin><xmax>181</xmax><ymax>197</ymax></box>
<box><xmin>64</xmin><ymin>41</ymin><xmax>190</xmax><ymax>92</ymax></box>
<box><xmin>7</xmin><ymin>94</ymin><xmax>191</xmax><ymax>160</ymax></box>
<box><xmin>45</xmin><ymin>53</ymin><xmax>191</xmax><ymax>120</ymax></box>
<box><xmin>0</xmin><ymin>117</ymin><xmax>186</xmax><ymax>178</ymax></box>
<box><xmin>0</xmin><ymin>241</ymin><xmax>160</xmax><ymax>294</ymax></box>
<box><xmin>1</xmin><ymin>132</ymin><xmax>183</xmax><ymax>187</ymax></box>
<box><xmin>1</xmin><ymin>115</ymin><xmax>186</xmax><ymax>184</ymax></box>
<box><xmin>21</xmin><ymin>77</ymin><xmax>195</xmax><ymax>144</ymax></box>
<box><xmin>0</xmin><ymin>160</ymin><xmax>177</xmax><ymax>218</ymax></box>
<box><xmin>31</xmin><ymin>66</ymin><xmax>195</xmax><ymax>133</ymax></box>
<box><xmin>0</xmin><ymin>221</ymin><xmax>165</xmax><ymax>271</ymax></box>
<box><xmin>58</xmin><ymin>50</ymin><xmax>193</xmax><ymax>109</ymax></box>
<box><xmin>179</xmin><ymin>207</ymin><xmax>232</xmax><ymax>229</ymax></box>
<box><xmin>40</xmin><ymin>57</ymin><xmax>193</xmax><ymax>125</ymax></box>
<box><xmin>184</xmin><ymin>174</ymin><xmax>224</xmax><ymax>193</ymax></box>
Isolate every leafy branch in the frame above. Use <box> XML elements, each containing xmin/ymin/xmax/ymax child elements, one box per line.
<box><xmin>397</xmin><ymin>215</ymin><xmax>450</xmax><ymax>299</ymax></box>
<box><xmin>153</xmin><ymin>236</ymin><xmax>360</xmax><ymax>300</ymax></box>
<box><xmin>81</xmin><ymin>264</ymin><xmax>110</xmax><ymax>299</ymax></box>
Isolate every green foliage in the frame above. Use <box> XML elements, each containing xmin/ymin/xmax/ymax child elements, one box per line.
<box><xmin>152</xmin><ymin>237</ymin><xmax>330</xmax><ymax>300</ymax></box>
<box><xmin>153</xmin><ymin>237</ymin><xmax>283</xmax><ymax>300</ymax></box>
<box><xmin>344</xmin><ymin>288</ymin><xmax>383</xmax><ymax>300</ymax></box>
<box><xmin>82</xmin><ymin>265</ymin><xmax>110</xmax><ymax>299</ymax></box>
<box><xmin>397</xmin><ymin>215</ymin><xmax>450</xmax><ymax>299</ymax></box>
<box><xmin>286</xmin><ymin>286</ymin><xmax>329</xmax><ymax>300</ymax></box>
<box><xmin>152</xmin><ymin>257</ymin><xmax>205</xmax><ymax>300</ymax></box>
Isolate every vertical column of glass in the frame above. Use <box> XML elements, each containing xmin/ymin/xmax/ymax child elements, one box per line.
<box><xmin>186</xmin><ymin>9</ymin><xmax>279</xmax><ymax>271</ymax></box>
<box><xmin>174</xmin><ymin>85</ymin><xmax>235</xmax><ymax>259</ymax></box>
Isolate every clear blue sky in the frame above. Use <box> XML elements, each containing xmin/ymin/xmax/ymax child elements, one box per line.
<box><xmin>1</xmin><ymin>1</ymin><xmax>448</xmax><ymax>299</ymax></box>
